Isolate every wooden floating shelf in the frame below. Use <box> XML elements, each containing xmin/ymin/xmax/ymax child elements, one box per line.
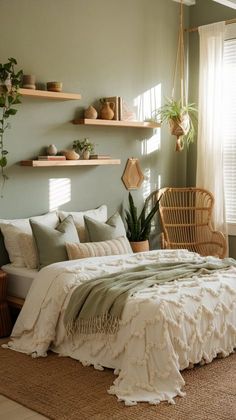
<box><xmin>72</xmin><ymin>118</ymin><xmax>160</xmax><ymax>128</ymax></box>
<box><xmin>21</xmin><ymin>159</ymin><xmax>121</xmax><ymax>167</ymax></box>
<box><xmin>19</xmin><ymin>88</ymin><xmax>81</xmax><ymax>100</ymax></box>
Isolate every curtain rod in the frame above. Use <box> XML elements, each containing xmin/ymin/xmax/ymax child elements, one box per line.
<box><xmin>185</xmin><ymin>17</ymin><xmax>236</xmax><ymax>33</ymax></box>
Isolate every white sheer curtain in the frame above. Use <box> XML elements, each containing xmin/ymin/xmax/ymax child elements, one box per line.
<box><xmin>196</xmin><ymin>22</ymin><xmax>227</xmax><ymax>235</ymax></box>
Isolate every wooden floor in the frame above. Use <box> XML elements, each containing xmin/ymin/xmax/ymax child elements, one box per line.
<box><xmin>0</xmin><ymin>338</ymin><xmax>48</xmax><ymax>420</ymax></box>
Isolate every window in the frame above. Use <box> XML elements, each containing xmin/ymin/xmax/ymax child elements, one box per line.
<box><xmin>223</xmin><ymin>35</ymin><xmax>236</xmax><ymax>235</ymax></box>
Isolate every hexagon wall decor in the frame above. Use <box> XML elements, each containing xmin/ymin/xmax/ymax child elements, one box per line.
<box><xmin>122</xmin><ymin>158</ymin><xmax>144</xmax><ymax>190</ymax></box>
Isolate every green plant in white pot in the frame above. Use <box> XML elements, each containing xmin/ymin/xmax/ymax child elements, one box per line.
<box><xmin>0</xmin><ymin>57</ymin><xmax>23</xmax><ymax>193</ymax></box>
<box><xmin>73</xmin><ymin>137</ymin><xmax>95</xmax><ymax>159</ymax></box>
<box><xmin>154</xmin><ymin>98</ymin><xmax>197</xmax><ymax>151</ymax></box>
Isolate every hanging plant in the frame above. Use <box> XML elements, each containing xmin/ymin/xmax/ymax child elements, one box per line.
<box><xmin>153</xmin><ymin>1</ymin><xmax>197</xmax><ymax>152</ymax></box>
<box><xmin>0</xmin><ymin>57</ymin><xmax>23</xmax><ymax>193</ymax></box>
<box><xmin>154</xmin><ymin>98</ymin><xmax>197</xmax><ymax>151</ymax></box>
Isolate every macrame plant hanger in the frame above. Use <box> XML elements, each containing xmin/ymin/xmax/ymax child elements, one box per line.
<box><xmin>171</xmin><ymin>0</ymin><xmax>189</xmax><ymax>152</ymax></box>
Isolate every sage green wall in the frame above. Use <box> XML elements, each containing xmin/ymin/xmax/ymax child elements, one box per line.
<box><xmin>188</xmin><ymin>0</ymin><xmax>236</xmax><ymax>257</ymax></box>
<box><xmin>0</xmin><ymin>0</ymin><xmax>187</xmax><ymax>222</ymax></box>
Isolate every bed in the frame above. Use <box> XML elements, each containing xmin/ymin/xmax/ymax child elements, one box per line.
<box><xmin>2</xmin><ymin>264</ymin><xmax>36</xmax><ymax>300</ymax></box>
<box><xmin>4</xmin><ymin>248</ymin><xmax>236</xmax><ymax>406</ymax></box>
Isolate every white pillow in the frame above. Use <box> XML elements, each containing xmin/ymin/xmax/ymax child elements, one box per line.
<box><xmin>0</xmin><ymin>211</ymin><xmax>59</xmax><ymax>267</ymax></box>
<box><xmin>18</xmin><ymin>233</ymin><xmax>38</xmax><ymax>269</ymax></box>
<box><xmin>66</xmin><ymin>237</ymin><xmax>132</xmax><ymax>260</ymax></box>
<box><xmin>58</xmin><ymin>205</ymin><xmax>107</xmax><ymax>242</ymax></box>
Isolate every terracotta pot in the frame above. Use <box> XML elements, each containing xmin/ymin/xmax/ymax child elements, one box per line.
<box><xmin>130</xmin><ymin>240</ymin><xmax>149</xmax><ymax>253</ymax></box>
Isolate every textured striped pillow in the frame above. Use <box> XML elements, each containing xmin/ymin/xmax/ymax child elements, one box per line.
<box><xmin>66</xmin><ymin>236</ymin><xmax>132</xmax><ymax>260</ymax></box>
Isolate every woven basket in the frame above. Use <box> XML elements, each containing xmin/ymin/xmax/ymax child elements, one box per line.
<box><xmin>169</xmin><ymin>113</ymin><xmax>190</xmax><ymax>137</ymax></box>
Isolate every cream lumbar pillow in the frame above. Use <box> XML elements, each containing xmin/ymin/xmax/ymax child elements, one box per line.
<box><xmin>84</xmin><ymin>212</ymin><xmax>126</xmax><ymax>242</ymax></box>
<box><xmin>18</xmin><ymin>233</ymin><xmax>38</xmax><ymax>270</ymax></box>
<box><xmin>0</xmin><ymin>223</ymin><xmax>31</xmax><ymax>267</ymax></box>
<box><xmin>0</xmin><ymin>211</ymin><xmax>59</xmax><ymax>267</ymax></box>
<box><xmin>58</xmin><ymin>205</ymin><xmax>107</xmax><ymax>242</ymax></box>
<box><xmin>66</xmin><ymin>237</ymin><xmax>133</xmax><ymax>260</ymax></box>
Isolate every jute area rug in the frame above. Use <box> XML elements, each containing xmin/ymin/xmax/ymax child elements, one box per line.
<box><xmin>0</xmin><ymin>345</ymin><xmax>235</xmax><ymax>420</ymax></box>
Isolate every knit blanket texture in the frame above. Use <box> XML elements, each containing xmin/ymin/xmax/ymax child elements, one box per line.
<box><xmin>64</xmin><ymin>258</ymin><xmax>236</xmax><ymax>335</ymax></box>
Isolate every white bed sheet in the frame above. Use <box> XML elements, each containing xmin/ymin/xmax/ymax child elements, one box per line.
<box><xmin>2</xmin><ymin>264</ymin><xmax>37</xmax><ymax>299</ymax></box>
<box><xmin>5</xmin><ymin>250</ymin><xmax>236</xmax><ymax>405</ymax></box>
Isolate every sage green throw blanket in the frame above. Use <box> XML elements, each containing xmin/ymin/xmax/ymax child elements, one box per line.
<box><xmin>64</xmin><ymin>258</ymin><xmax>236</xmax><ymax>335</ymax></box>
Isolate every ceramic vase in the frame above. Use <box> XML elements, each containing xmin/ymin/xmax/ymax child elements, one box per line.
<box><xmin>47</xmin><ymin>144</ymin><xmax>57</xmax><ymax>156</ymax></box>
<box><xmin>100</xmin><ymin>101</ymin><xmax>115</xmax><ymax>120</ymax></box>
<box><xmin>63</xmin><ymin>150</ymin><xmax>80</xmax><ymax>160</ymax></box>
<box><xmin>83</xmin><ymin>150</ymin><xmax>90</xmax><ymax>160</ymax></box>
<box><xmin>22</xmin><ymin>74</ymin><xmax>36</xmax><ymax>90</ymax></box>
<box><xmin>84</xmin><ymin>105</ymin><xmax>98</xmax><ymax>119</ymax></box>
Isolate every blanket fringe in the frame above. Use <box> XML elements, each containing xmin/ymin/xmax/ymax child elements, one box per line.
<box><xmin>66</xmin><ymin>312</ymin><xmax>120</xmax><ymax>336</ymax></box>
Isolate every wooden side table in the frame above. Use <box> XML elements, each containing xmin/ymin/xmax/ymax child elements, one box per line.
<box><xmin>0</xmin><ymin>270</ymin><xmax>12</xmax><ymax>337</ymax></box>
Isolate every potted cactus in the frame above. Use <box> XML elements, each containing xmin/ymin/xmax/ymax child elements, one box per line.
<box><xmin>125</xmin><ymin>192</ymin><xmax>161</xmax><ymax>253</ymax></box>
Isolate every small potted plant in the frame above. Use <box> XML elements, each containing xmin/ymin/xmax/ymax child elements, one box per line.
<box><xmin>0</xmin><ymin>57</ymin><xmax>23</xmax><ymax>192</ymax></box>
<box><xmin>153</xmin><ymin>98</ymin><xmax>197</xmax><ymax>151</ymax></box>
<box><xmin>125</xmin><ymin>192</ymin><xmax>161</xmax><ymax>253</ymax></box>
<box><xmin>73</xmin><ymin>138</ymin><xmax>95</xmax><ymax>159</ymax></box>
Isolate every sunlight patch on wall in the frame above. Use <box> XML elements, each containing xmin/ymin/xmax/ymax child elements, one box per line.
<box><xmin>134</xmin><ymin>83</ymin><xmax>161</xmax><ymax>122</ymax></box>
<box><xmin>134</xmin><ymin>84</ymin><xmax>162</xmax><ymax>155</ymax></box>
<box><xmin>49</xmin><ymin>178</ymin><xmax>71</xmax><ymax>211</ymax></box>
<box><xmin>157</xmin><ymin>174</ymin><xmax>162</xmax><ymax>190</ymax></box>
<box><xmin>142</xmin><ymin>172</ymin><xmax>162</xmax><ymax>201</ymax></box>
<box><xmin>142</xmin><ymin>168</ymin><xmax>151</xmax><ymax>200</ymax></box>
<box><xmin>141</xmin><ymin>129</ymin><xmax>161</xmax><ymax>155</ymax></box>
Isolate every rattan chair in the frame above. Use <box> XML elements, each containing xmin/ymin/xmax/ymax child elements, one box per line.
<box><xmin>156</xmin><ymin>187</ymin><xmax>227</xmax><ymax>258</ymax></box>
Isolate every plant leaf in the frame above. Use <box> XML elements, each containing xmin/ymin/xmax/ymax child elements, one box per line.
<box><xmin>0</xmin><ymin>156</ymin><xmax>7</xmax><ymax>167</ymax></box>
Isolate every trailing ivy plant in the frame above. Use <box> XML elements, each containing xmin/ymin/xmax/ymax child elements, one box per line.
<box><xmin>0</xmin><ymin>57</ymin><xmax>23</xmax><ymax>194</ymax></box>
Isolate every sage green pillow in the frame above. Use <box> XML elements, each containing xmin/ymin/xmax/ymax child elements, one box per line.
<box><xmin>30</xmin><ymin>215</ymin><xmax>80</xmax><ymax>269</ymax></box>
<box><xmin>84</xmin><ymin>212</ymin><xmax>126</xmax><ymax>242</ymax></box>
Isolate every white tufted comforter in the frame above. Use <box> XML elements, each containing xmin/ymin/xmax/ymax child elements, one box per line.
<box><xmin>7</xmin><ymin>250</ymin><xmax>236</xmax><ymax>405</ymax></box>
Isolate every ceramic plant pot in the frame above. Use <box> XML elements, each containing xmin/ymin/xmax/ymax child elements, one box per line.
<box><xmin>130</xmin><ymin>240</ymin><xmax>149</xmax><ymax>253</ymax></box>
<box><xmin>22</xmin><ymin>74</ymin><xmax>36</xmax><ymax>90</ymax></box>
<box><xmin>83</xmin><ymin>150</ymin><xmax>90</xmax><ymax>160</ymax></box>
<box><xmin>47</xmin><ymin>81</ymin><xmax>63</xmax><ymax>92</ymax></box>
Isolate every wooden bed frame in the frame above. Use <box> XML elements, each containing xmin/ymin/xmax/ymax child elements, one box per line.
<box><xmin>7</xmin><ymin>295</ymin><xmax>25</xmax><ymax>309</ymax></box>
